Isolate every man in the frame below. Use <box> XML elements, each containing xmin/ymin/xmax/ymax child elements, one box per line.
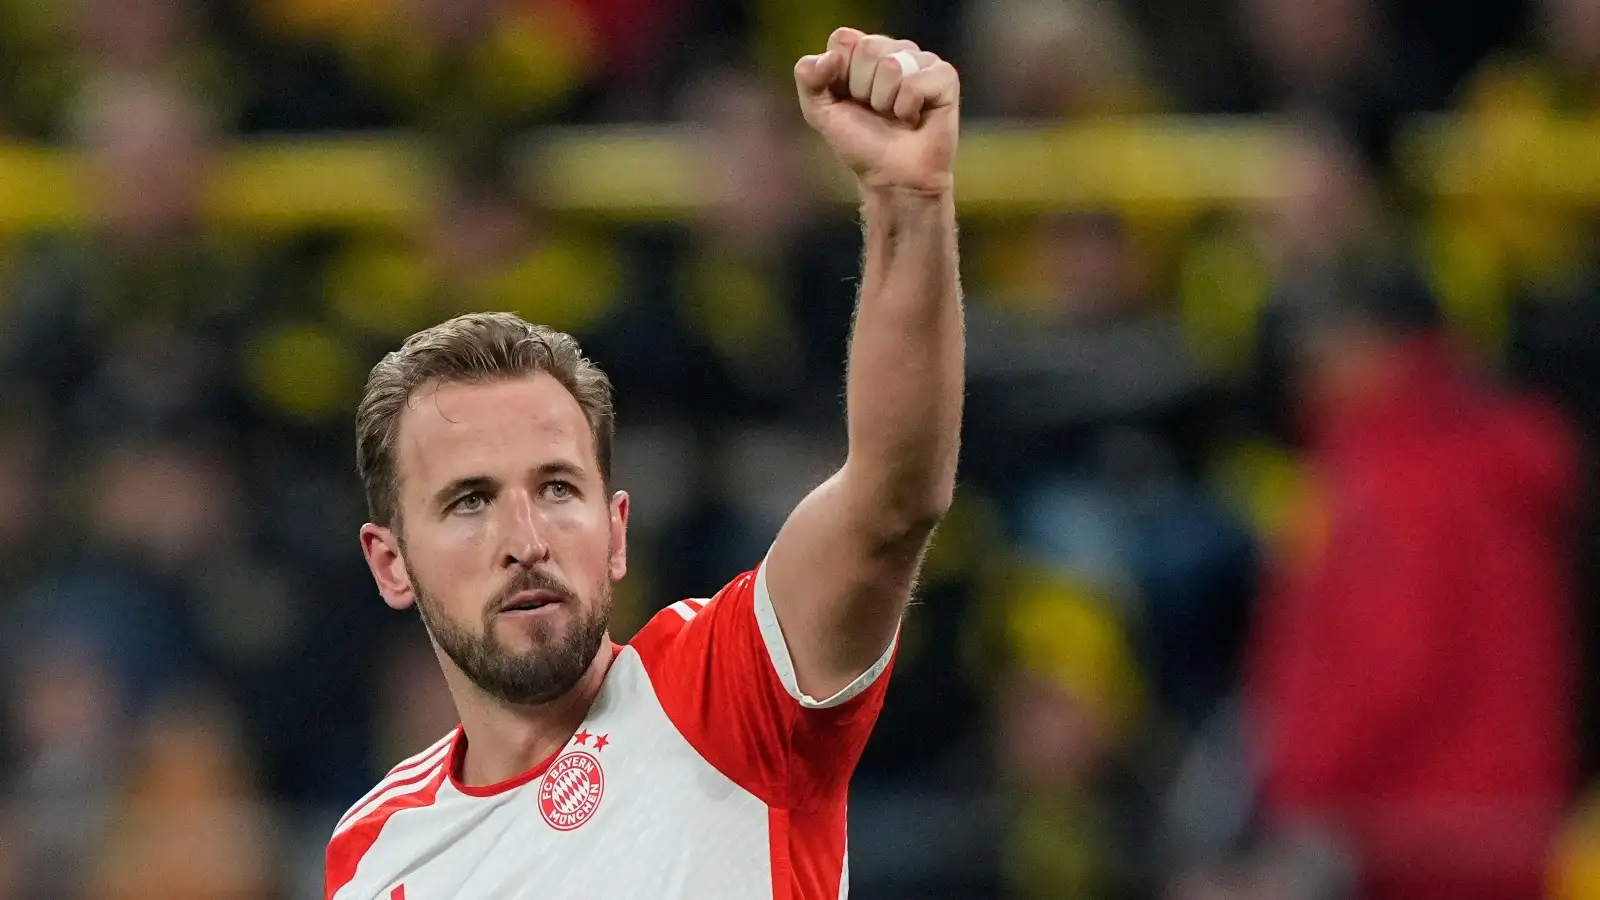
<box><xmin>1247</xmin><ymin>259</ymin><xmax>1578</xmax><ymax>900</ymax></box>
<box><xmin>326</xmin><ymin>27</ymin><xmax>963</xmax><ymax>900</ymax></box>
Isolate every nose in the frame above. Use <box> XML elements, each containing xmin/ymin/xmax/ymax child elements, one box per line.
<box><xmin>500</xmin><ymin>488</ymin><xmax>549</xmax><ymax>569</ymax></box>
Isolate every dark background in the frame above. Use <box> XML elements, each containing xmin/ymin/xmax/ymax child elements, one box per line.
<box><xmin>3</xmin><ymin>0</ymin><xmax>1600</xmax><ymax>897</ymax></box>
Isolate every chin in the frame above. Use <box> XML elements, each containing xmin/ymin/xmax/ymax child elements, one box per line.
<box><xmin>495</xmin><ymin>616</ymin><xmax>562</xmax><ymax>645</ymax></box>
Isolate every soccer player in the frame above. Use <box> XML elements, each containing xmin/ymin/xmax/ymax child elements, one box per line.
<box><xmin>325</xmin><ymin>27</ymin><xmax>963</xmax><ymax>900</ymax></box>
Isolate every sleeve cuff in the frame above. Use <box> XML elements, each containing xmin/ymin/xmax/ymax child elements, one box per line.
<box><xmin>752</xmin><ymin>556</ymin><xmax>897</xmax><ymax>710</ymax></box>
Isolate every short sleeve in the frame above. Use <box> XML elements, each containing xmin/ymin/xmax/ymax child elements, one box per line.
<box><xmin>629</xmin><ymin>559</ymin><xmax>896</xmax><ymax>809</ymax></box>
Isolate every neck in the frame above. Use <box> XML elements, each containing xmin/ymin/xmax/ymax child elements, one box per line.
<box><xmin>447</xmin><ymin>637</ymin><xmax>616</xmax><ymax>788</ymax></box>
<box><xmin>1308</xmin><ymin>333</ymin><xmax>1465</xmax><ymax>453</ymax></box>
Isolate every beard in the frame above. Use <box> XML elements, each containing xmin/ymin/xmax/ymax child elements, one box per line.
<box><xmin>413</xmin><ymin>563</ymin><xmax>612</xmax><ymax>707</ymax></box>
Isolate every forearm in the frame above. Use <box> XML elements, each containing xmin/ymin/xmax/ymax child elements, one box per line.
<box><xmin>764</xmin><ymin>29</ymin><xmax>962</xmax><ymax>696</ymax></box>
<box><xmin>841</xmin><ymin>187</ymin><xmax>964</xmax><ymax>536</ymax></box>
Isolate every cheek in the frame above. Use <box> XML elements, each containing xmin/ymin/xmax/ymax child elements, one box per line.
<box><xmin>544</xmin><ymin>504</ymin><xmax>613</xmax><ymax>562</ymax></box>
<box><xmin>431</xmin><ymin>506</ymin><xmax>497</xmax><ymax>548</ymax></box>
<box><xmin>408</xmin><ymin>522</ymin><xmax>491</xmax><ymax>588</ymax></box>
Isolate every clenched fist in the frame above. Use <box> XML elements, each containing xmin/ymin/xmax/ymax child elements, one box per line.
<box><xmin>795</xmin><ymin>28</ymin><xmax>960</xmax><ymax>196</ymax></box>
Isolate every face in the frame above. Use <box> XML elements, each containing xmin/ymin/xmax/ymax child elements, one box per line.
<box><xmin>407</xmin><ymin>0</ymin><xmax>500</xmax><ymax>44</ymax></box>
<box><xmin>0</xmin><ymin>418</ymin><xmax>44</xmax><ymax>552</ymax></box>
<box><xmin>994</xmin><ymin>668</ymin><xmax>1114</xmax><ymax>791</ymax></box>
<box><xmin>77</xmin><ymin>0</ymin><xmax>190</xmax><ymax>69</ymax></box>
<box><xmin>85</xmin><ymin>80</ymin><xmax>211</xmax><ymax>244</ymax></box>
<box><xmin>1043</xmin><ymin>213</ymin><xmax>1137</xmax><ymax>323</ymax></box>
<box><xmin>91</xmin><ymin>441</ymin><xmax>240</xmax><ymax>570</ymax></box>
<box><xmin>1288</xmin><ymin>316</ymin><xmax>1402</xmax><ymax>435</ymax></box>
<box><xmin>1269</xmin><ymin>130</ymin><xmax>1370</xmax><ymax>266</ymax></box>
<box><xmin>699</xmin><ymin>76</ymin><xmax>807</xmax><ymax>250</ymax></box>
<box><xmin>1546</xmin><ymin>0</ymin><xmax>1600</xmax><ymax>69</ymax></box>
<box><xmin>361</xmin><ymin>374</ymin><xmax>628</xmax><ymax>707</ymax></box>
<box><xmin>1243</xmin><ymin>0</ymin><xmax>1373</xmax><ymax>82</ymax></box>
<box><xmin>13</xmin><ymin>639</ymin><xmax>122</xmax><ymax>755</ymax></box>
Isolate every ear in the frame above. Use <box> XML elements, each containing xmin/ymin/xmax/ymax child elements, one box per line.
<box><xmin>361</xmin><ymin>523</ymin><xmax>416</xmax><ymax>611</ymax></box>
<box><xmin>608</xmin><ymin>491</ymin><xmax>630</xmax><ymax>582</ymax></box>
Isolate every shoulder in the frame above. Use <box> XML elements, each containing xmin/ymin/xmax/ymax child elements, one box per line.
<box><xmin>331</xmin><ymin>729</ymin><xmax>458</xmax><ymax>839</ymax></box>
<box><xmin>325</xmin><ymin>730</ymin><xmax>458</xmax><ymax>899</ymax></box>
<box><xmin>629</xmin><ymin>595</ymin><xmax>717</xmax><ymax>653</ymax></box>
<box><xmin>627</xmin><ymin>562</ymin><xmax>895</xmax><ymax>713</ymax></box>
<box><xmin>628</xmin><ymin>569</ymin><xmax>758</xmax><ymax>663</ymax></box>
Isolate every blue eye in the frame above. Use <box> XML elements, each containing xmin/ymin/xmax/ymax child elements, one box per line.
<box><xmin>452</xmin><ymin>492</ymin><xmax>489</xmax><ymax>513</ymax></box>
<box><xmin>544</xmin><ymin>481</ymin><xmax>576</xmax><ymax>501</ymax></box>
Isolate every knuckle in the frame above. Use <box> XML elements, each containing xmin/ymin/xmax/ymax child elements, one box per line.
<box><xmin>860</xmin><ymin>35</ymin><xmax>892</xmax><ymax>56</ymax></box>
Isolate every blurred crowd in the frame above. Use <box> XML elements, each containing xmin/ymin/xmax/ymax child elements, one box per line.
<box><xmin>3</xmin><ymin>0</ymin><xmax>1600</xmax><ymax>898</ymax></box>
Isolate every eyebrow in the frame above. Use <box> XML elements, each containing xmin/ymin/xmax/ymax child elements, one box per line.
<box><xmin>432</xmin><ymin>475</ymin><xmax>499</xmax><ymax>512</ymax></box>
<box><xmin>536</xmin><ymin>459</ymin><xmax>589</xmax><ymax>483</ymax></box>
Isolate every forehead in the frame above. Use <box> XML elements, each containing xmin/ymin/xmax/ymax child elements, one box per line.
<box><xmin>394</xmin><ymin>374</ymin><xmax>596</xmax><ymax>494</ymax></box>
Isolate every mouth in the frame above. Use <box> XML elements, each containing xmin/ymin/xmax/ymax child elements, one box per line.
<box><xmin>497</xmin><ymin>589</ymin><xmax>566</xmax><ymax>615</ymax></box>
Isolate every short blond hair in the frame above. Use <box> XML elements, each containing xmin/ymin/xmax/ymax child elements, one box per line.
<box><xmin>356</xmin><ymin>312</ymin><xmax>614</xmax><ymax>529</ymax></box>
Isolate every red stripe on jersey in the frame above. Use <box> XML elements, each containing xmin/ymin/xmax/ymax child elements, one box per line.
<box><xmin>387</xmin><ymin>731</ymin><xmax>456</xmax><ymax>778</ymax></box>
<box><xmin>336</xmin><ymin>758</ymin><xmax>449</xmax><ymax>833</ymax></box>
<box><xmin>787</xmin><ymin>800</ymin><xmax>849</xmax><ymax>900</ymax></box>
<box><xmin>325</xmin><ymin>762</ymin><xmax>447</xmax><ymax>900</ymax></box>
<box><xmin>768</xmin><ymin>807</ymin><xmax>793</xmax><ymax>900</ymax></box>
<box><xmin>337</xmin><ymin>732</ymin><xmax>455</xmax><ymax>830</ymax></box>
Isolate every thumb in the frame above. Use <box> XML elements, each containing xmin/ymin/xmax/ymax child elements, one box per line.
<box><xmin>794</xmin><ymin>51</ymin><xmax>842</xmax><ymax>106</ymax></box>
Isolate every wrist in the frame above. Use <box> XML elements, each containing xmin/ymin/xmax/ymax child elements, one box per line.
<box><xmin>858</xmin><ymin>181</ymin><xmax>955</xmax><ymax>216</ymax></box>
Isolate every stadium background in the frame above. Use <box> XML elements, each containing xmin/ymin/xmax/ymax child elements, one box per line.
<box><xmin>3</xmin><ymin>0</ymin><xmax>1600</xmax><ymax>897</ymax></box>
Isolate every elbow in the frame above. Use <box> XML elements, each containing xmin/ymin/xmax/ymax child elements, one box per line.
<box><xmin>919</xmin><ymin>479</ymin><xmax>957</xmax><ymax>527</ymax></box>
<box><xmin>878</xmin><ymin>479</ymin><xmax>956</xmax><ymax>545</ymax></box>
<box><xmin>839</xmin><ymin>457</ymin><xmax>958</xmax><ymax>547</ymax></box>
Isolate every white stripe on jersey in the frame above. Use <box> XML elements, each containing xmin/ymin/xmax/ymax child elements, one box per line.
<box><xmin>339</xmin><ymin>731</ymin><xmax>455</xmax><ymax>821</ymax></box>
<box><xmin>336</xmin><ymin>731</ymin><xmax>456</xmax><ymax>830</ymax></box>
<box><xmin>668</xmin><ymin>600</ymin><xmax>702</xmax><ymax>622</ymax></box>
<box><xmin>839</xmin><ymin>842</ymin><xmax>849</xmax><ymax>900</ymax></box>
<box><xmin>390</xmin><ymin>730</ymin><xmax>457</xmax><ymax>778</ymax></box>
<box><xmin>334</xmin><ymin>754</ymin><xmax>449</xmax><ymax>838</ymax></box>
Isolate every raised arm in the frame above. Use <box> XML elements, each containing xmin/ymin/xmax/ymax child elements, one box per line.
<box><xmin>763</xmin><ymin>28</ymin><xmax>963</xmax><ymax>700</ymax></box>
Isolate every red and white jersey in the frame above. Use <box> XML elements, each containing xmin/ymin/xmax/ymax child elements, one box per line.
<box><xmin>326</xmin><ymin>560</ymin><xmax>896</xmax><ymax>900</ymax></box>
